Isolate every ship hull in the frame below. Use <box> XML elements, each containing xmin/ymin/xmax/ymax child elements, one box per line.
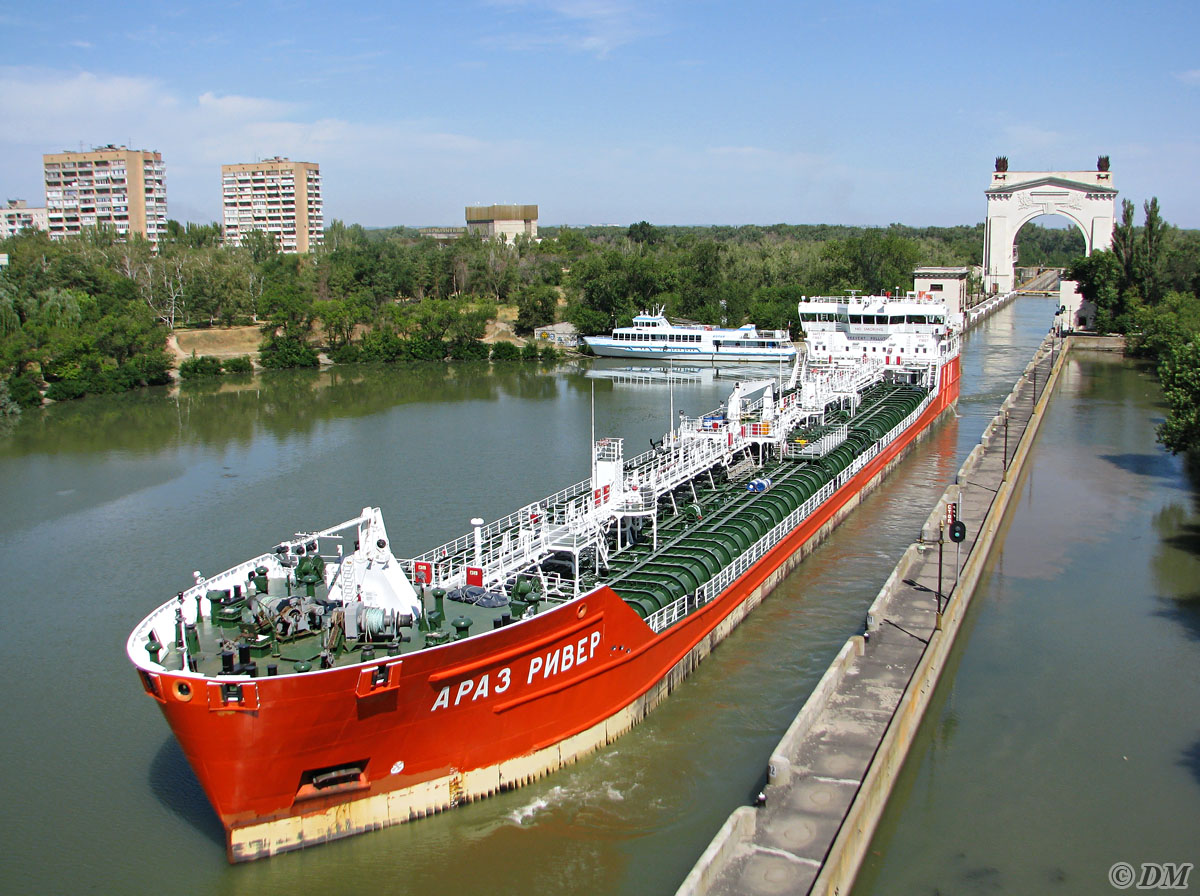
<box><xmin>138</xmin><ymin>356</ymin><xmax>960</xmax><ymax>862</ymax></box>
<box><xmin>584</xmin><ymin>340</ymin><xmax>796</xmax><ymax>363</ymax></box>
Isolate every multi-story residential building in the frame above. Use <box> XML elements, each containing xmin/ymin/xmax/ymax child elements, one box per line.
<box><xmin>465</xmin><ymin>204</ymin><xmax>538</xmax><ymax>242</ymax></box>
<box><xmin>42</xmin><ymin>145</ymin><xmax>167</xmax><ymax>247</ymax></box>
<box><xmin>221</xmin><ymin>158</ymin><xmax>323</xmax><ymax>253</ymax></box>
<box><xmin>1</xmin><ymin>199</ymin><xmax>49</xmax><ymax>238</ymax></box>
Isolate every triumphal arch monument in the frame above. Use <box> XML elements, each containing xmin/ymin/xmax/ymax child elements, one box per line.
<box><xmin>983</xmin><ymin>163</ymin><xmax>1117</xmax><ymax>294</ymax></box>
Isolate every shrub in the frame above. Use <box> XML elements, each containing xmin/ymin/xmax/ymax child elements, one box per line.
<box><xmin>179</xmin><ymin>355</ymin><xmax>225</xmax><ymax>379</ymax></box>
<box><xmin>6</xmin><ymin>374</ymin><xmax>43</xmax><ymax>408</ymax></box>
<box><xmin>521</xmin><ymin>341</ymin><xmax>540</xmax><ymax>361</ymax></box>
<box><xmin>222</xmin><ymin>355</ymin><xmax>253</xmax><ymax>373</ymax></box>
<box><xmin>327</xmin><ymin>342</ymin><xmax>362</xmax><ymax>364</ymax></box>
<box><xmin>45</xmin><ymin>378</ymin><xmax>89</xmax><ymax>401</ymax></box>
<box><xmin>126</xmin><ymin>351</ymin><xmax>173</xmax><ymax>386</ymax></box>
<box><xmin>359</xmin><ymin>329</ymin><xmax>405</xmax><ymax>363</ymax></box>
<box><xmin>259</xmin><ymin>336</ymin><xmax>319</xmax><ymax>369</ymax></box>
<box><xmin>539</xmin><ymin>344</ymin><xmax>560</xmax><ymax>363</ymax></box>
<box><xmin>490</xmin><ymin>342</ymin><xmax>521</xmax><ymax>361</ymax></box>
<box><xmin>401</xmin><ymin>336</ymin><xmax>447</xmax><ymax>361</ymax></box>
<box><xmin>447</xmin><ymin>339</ymin><xmax>489</xmax><ymax>361</ymax></box>
<box><xmin>0</xmin><ymin>380</ymin><xmax>20</xmax><ymax>419</ymax></box>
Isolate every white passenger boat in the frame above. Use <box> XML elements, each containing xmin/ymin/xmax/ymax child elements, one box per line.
<box><xmin>584</xmin><ymin>309</ymin><xmax>796</xmax><ymax>362</ymax></box>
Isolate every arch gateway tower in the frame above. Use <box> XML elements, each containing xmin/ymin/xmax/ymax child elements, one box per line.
<box><xmin>983</xmin><ymin>163</ymin><xmax>1117</xmax><ymax>294</ymax></box>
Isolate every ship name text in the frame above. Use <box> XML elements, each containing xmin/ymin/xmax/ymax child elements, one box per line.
<box><xmin>430</xmin><ymin>629</ymin><xmax>603</xmax><ymax>712</ymax></box>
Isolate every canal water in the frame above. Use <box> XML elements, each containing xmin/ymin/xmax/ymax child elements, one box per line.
<box><xmin>852</xmin><ymin>351</ymin><xmax>1200</xmax><ymax>896</ymax></box>
<box><xmin>0</xmin><ymin>299</ymin><xmax>1065</xmax><ymax>895</ymax></box>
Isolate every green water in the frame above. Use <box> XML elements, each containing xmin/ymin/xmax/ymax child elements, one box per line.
<box><xmin>0</xmin><ymin>300</ymin><xmax>1098</xmax><ymax>895</ymax></box>
<box><xmin>852</xmin><ymin>354</ymin><xmax>1200</xmax><ymax>895</ymax></box>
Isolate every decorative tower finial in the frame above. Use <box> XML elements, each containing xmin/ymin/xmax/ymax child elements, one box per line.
<box><xmin>1097</xmin><ymin>155</ymin><xmax>1110</xmax><ymax>172</ymax></box>
<box><xmin>994</xmin><ymin>156</ymin><xmax>1009</xmax><ymax>173</ymax></box>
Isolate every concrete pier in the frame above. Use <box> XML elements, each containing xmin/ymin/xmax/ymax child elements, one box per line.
<box><xmin>678</xmin><ymin>330</ymin><xmax>1074</xmax><ymax>896</ymax></box>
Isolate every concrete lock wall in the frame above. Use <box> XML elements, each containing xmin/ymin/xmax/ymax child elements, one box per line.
<box><xmin>679</xmin><ymin>330</ymin><xmax>1083</xmax><ymax>896</ymax></box>
<box><xmin>810</xmin><ymin>336</ymin><xmax>1069</xmax><ymax>896</ymax></box>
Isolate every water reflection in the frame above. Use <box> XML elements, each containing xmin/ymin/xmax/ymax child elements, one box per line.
<box><xmin>0</xmin><ymin>361</ymin><xmax>587</xmax><ymax>457</ymax></box>
<box><xmin>149</xmin><ymin>738</ymin><xmax>225</xmax><ymax>846</ymax></box>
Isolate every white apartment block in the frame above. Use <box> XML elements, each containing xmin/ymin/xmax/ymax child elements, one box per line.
<box><xmin>43</xmin><ymin>145</ymin><xmax>167</xmax><ymax>248</ymax></box>
<box><xmin>221</xmin><ymin>158</ymin><xmax>323</xmax><ymax>254</ymax></box>
<box><xmin>1</xmin><ymin>199</ymin><xmax>48</xmax><ymax>238</ymax></box>
<box><xmin>465</xmin><ymin>204</ymin><xmax>538</xmax><ymax>242</ymax></box>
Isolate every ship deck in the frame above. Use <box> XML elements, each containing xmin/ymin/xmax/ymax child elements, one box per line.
<box><xmin>149</xmin><ymin>379</ymin><xmax>928</xmax><ymax>680</ymax></box>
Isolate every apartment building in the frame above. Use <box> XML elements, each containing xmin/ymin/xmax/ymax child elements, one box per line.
<box><xmin>465</xmin><ymin>204</ymin><xmax>538</xmax><ymax>242</ymax></box>
<box><xmin>42</xmin><ymin>145</ymin><xmax>167</xmax><ymax>247</ymax></box>
<box><xmin>221</xmin><ymin>158</ymin><xmax>323</xmax><ymax>253</ymax></box>
<box><xmin>1</xmin><ymin>199</ymin><xmax>48</xmax><ymax>238</ymax></box>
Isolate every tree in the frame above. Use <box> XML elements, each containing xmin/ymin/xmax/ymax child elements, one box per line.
<box><xmin>627</xmin><ymin>221</ymin><xmax>661</xmax><ymax>245</ymax></box>
<box><xmin>823</xmin><ymin>229</ymin><xmax>920</xmax><ymax>296</ymax></box>
<box><xmin>515</xmin><ymin>284</ymin><xmax>558</xmax><ymax>333</ymax></box>
<box><xmin>1157</xmin><ymin>340</ymin><xmax>1200</xmax><ymax>456</ymax></box>
<box><xmin>1111</xmin><ymin>198</ymin><xmax>1138</xmax><ymax>293</ymax></box>
<box><xmin>1140</xmin><ymin>197</ymin><xmax>1166</xmax><ymax>303</ymax></box>
<box><xmin>241</xmin><ymin>229</ymin><xmax>279</xmax><ymax>265</ymax></box>
<box><xmin>316</xmin><ymin>299</ymin><xmax>356</xmax><ymax>348</ymax></box>
<box><xmin>1067</xmin><ymin>250</ymin><xmax>1125</xmax><ymax>329</ymax></box>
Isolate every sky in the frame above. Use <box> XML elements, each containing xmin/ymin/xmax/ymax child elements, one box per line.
<box><xmin>2</xmin><ymin>0</ymin><xmax>1198</xmax><ymax>229</ymax></box>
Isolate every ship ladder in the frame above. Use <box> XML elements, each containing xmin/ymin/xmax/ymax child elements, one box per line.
<box><xmin>336</xmin><ymin>556</ymin><xmax>355</xmax><ymax>600</ymax></box>
<box><xmin>449</xmin><ymin>770</ymin><xmax>465</xmax><ymax>807</ymax></box>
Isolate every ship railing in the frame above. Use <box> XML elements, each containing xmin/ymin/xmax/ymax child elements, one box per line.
<box><xmin>647</xmin><ymin>390</ymin><xmax>933</xmax><ymax>634</ymax></box>
<box><xmin>678</xmin><ymin>418</ymin><xmax>759</xmax><ymax>458</ymax></box>
<box><xmin>786</xmin><ymin>424</ymin><xmax>849</xmax><ymax>459</ymax></box>
<box><xmin>410</xmin><ymin>475</ymin><xmax>596</xmax><ymax>570</ymax></box>
<box><xmin>620</xmin><ymin>436</ymin><xmax>729</xmax><ymax>510</ymax></box>
<box><xmin>179</xmin><ymin>552</ymin><xmax>279</xmax><ymax>613</ymax></box>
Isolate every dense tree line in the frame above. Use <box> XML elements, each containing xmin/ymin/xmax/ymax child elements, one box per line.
<box><xmin>0</xmin><ymin>214</ymin><xmax>1154</xmax><ymax>421</ymax></box>
<box><xmin>1068</xmin><ymin>198</ymin><xmax>1200</xmax><ymax>458</ymax></box>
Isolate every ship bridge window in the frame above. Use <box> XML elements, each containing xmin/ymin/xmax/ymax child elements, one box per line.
<box><xmin>890</xmin><ymin>315</ymin><xmax>904</xmax><ymax>325</ymax></box>
<box><xmin>906</xmin><ymin>315</ymin><xmax>928</xmax><ymax>324</ymax></box>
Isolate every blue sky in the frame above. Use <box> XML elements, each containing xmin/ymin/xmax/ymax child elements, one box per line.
<box><xmin>2</xmin><ymin>0</ymin><xmax>1198</xmax><ymax>228</ymax></box>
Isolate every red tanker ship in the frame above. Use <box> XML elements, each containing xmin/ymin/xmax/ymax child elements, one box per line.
<box><xmin>128</xmin><ymin>293</ymin><xmax>961</xmax><ymax>861</ymax></box>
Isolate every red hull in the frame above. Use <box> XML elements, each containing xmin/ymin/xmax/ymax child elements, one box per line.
<box><xmin>139</xmin><ymin>355</ymin><xmax>961</xmax><ymax>860</ymax></box>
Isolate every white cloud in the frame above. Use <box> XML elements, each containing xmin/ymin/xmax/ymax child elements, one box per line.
<box><xmin>1176</xmin><ymin>69</ymin><xmax>1200</xmax><ymax>86</ymax></box>
<box><xmin>481</xmin><ymin>0</ymin><xmax>662</xmax><ymax>57</ymax></box>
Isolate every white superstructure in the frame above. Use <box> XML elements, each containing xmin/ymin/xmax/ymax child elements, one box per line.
<box><xmin>798</xmin><ymin>293</ymin><xmax>961</xmax><ymax>371</ymax></box>
<box><xmin>585</xmin><ymin>309</ymin><xmax>796</xmax><ymax>363</ymax></box>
